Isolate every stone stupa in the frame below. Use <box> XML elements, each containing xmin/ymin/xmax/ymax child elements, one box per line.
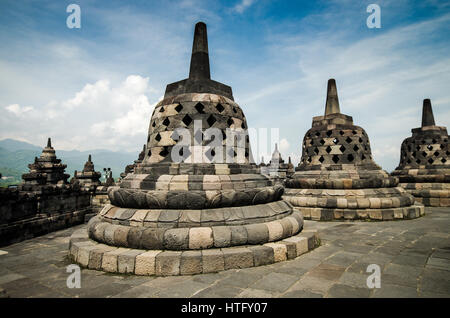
<box><xmin>283</xmin><ymin>79</ymin><xmax>424</xmax><ymax>221</ymax></box>
<box><xmin>69</xmin><ymin>22</ymin><xmax>318</xmax><ymax>276</ymax></box>
<box><xmin>22</xmin><ymin>138</ymin><xmax>70</xmax><ymax>188</ymax></box>
<box><xmin>73</xmin><ymin>155</ymin><xmax>102</xmax><ymax>190</ymax></box>
<box><xmin>391</xmin><ymin>99</ymin><xmax>449</xmax><ymax>207</ymax></box>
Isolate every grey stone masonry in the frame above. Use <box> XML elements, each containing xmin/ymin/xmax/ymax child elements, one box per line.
<box><xmin>283</xmin><ymin>79</ymin><xmax>424</xmax><ymax>220</ymax></box>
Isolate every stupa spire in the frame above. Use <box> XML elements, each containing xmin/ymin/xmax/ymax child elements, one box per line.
<box><xmin>324</xmin><ymin>79</ymin><xmax>340</xmax><ymax>116</ymax></box>
<box><xmin>189</xmin><ymin>22</ymin><xmax>210</xmax><ymax>80</ymax></box>
<box><xmin>47</xmin><ymin>137</ymin><xmax>52</xmax><ymax>148</ymax></box>
<box><xmin>88</xmin><ymin>154</ymin><xmax>92</xmax><ymax>162</ymax></box>
<box><xmin>421</xmin><ymin>99</ymin><xmax>435</xmax><ymax>127</ymax></box>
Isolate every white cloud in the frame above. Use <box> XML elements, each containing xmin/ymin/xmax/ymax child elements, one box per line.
<box><xmin>0</xmin><ymin>75</ymin><xmax>156</xmax><ymax>152</ymax></box>
<box><xmin>234</xmin><ymin>0</ymin><xmax>256</xmax><ymax>14</ymax></box>
<box><xmin>5</xmin><ymin>104</ymin><xmax>34</xmax><ymax>116</ymax></box>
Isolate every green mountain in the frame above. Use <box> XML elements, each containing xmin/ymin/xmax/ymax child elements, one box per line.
<box><xmin>0</xmin><ymin>139</ymin><xmax>139</xmax><ymax>186</ymax></box>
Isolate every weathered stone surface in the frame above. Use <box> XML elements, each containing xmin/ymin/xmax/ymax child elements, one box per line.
<box><xmin>189</xmin><ymin>228</ymin><xmax>213</xmax><ymax>249</ymax></box>
<box><xmin>202</xmin><ymin>249</ymin><xmax>225</xmax><ymax>273</ymax></box>
<box><xmin>222</xmin><ymin>247</ymin><xmax>253</xmax><ymax>269</ymax></box>
<box><xmin>135</xmin><ymin>250</ymin><xmax>161</xmax><ymax>275</ymax></box>
<box><xmin>155</xmin><ymin>251</ymin><xmax>182</xmax><ymax>276</ymax></box>
<box><xmin>180</xmin><ymin>251</ymin><xmax>202</xmax><ymax>275</ymax></box>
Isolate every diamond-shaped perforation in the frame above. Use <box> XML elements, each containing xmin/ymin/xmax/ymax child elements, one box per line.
<box><xmin>353</xmin><ymin>145</ymin><xmax>359</xmax><ymax>152</ymax></box>
<box><xmin>325</xmin><ymin>146</ymin><xmax>332</xmax><ymax>154</ymax></box>
<box><xmin>333</xmin><ymin>138</ymin><xmax>339</xmax><ymax>145</ymax></box>
<box><xmin>345</xmin><ymin>136</ymin><xmax>352</xmax><ymax>143</ymax></box>
<box><xmin>320</xmin><ymin>139</ymin><xmax>325</xmax><ymax>145</ymax></box>
<box><xmin>314</xmin><ymin>147</ymin><xmax>319</xmax><ymax>155</ymax></box>
<box><xmin>332</xmin><ymin>155</ymin><xmax>339</xmax><ymax>163</ymax></box>
<box><xmin>339</xmin><ymin>145</ymin><xmax>346</xmax><ymax>153</ymax></box>
<box><xmin>427</xmin><ymin>145</ymin><xmax>433</xmax><ymax>151</ymax></box>
<box><xmin>347</xmin><ymin>154</ymin><xmax>354</xmax><ymax>162</ymax></box>
<box><xmin>227</xmin><ymin>118</ymin><xmax>234</xmax><ymax>127</ymax></box>
<box><xmin>319</xmin><ymin>156</ymin><xmax>324</xmax><ymax>163</ymax></box>
<box><xmin>155</xmin><ymin>133</ymin><xmax>161</xmax><ymax>142</ymax></box>
<box><xmin>175</xmin><ymin>104</ymin><xmax>183</xmax><ymax>113</ymax></box>
<box><xmin>162</xmin><ymin>118</ymin><xmax>170</xmax><ymax>127</ymax></box>
<box><xmin>195</xmin><ymin>103</ymin><xmax>205</xmax><ymax>114</ymax></box>
<box><xmin>215</xmin><ymin>103</ymin><xmax>225</xmax><ymax>113</ymax></box>
<box><xmin>326</xmin><ymin>130</ymin><xmax>332</xmax><ymax>137</ymax></box>
<box><xmin>207</xmin><ymin>115</ymin><xmax>217</xmax><ymax>127</ymax></box>
<box><xmin>182</xmin><ymin>114</ymin><xmax>192</xmax><ymax>126</ymax></box>
<box><xmin>152</xmin><ymin>121</ymin><xmax>156</xmax><ymax>128</ymax></box>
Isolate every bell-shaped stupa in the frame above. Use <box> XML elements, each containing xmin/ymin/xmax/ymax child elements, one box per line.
<box><xmin>391</xmin><ymin>99</ymin><xmax>449</xmax><ymax>206</ymax></box>
<box><xmin>283</xmin><ymin>79</ymin><xmax>424</xmax><ymax>220</ymax></box>
<box><xmin>69</xmin><ymin>22</ymin><xmax>317</xmax><ymax>276</ymax></box>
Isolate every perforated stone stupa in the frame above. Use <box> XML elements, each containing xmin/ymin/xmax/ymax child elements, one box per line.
<box><xmin>391</xmin><ymin>99</ymin><xmax>450</xmax><ymax>207</ymax></box>
<box><xmin>283</xmin><ymin>79</ymin><xmax>424</xmax><ymax>221</ymax></box>
<box><xmin>69</xmin><ymin>22</ymin><xmax>318</xmax><ymax>276</ymax></box>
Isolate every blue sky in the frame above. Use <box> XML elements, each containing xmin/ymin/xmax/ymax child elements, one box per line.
<box><xmin>0</xmin><ymin>0</ymin><xmax>449</xmax><ymax>171</ymax></box>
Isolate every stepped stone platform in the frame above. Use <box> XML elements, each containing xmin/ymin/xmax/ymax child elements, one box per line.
<box><xmin>283</xmin><ymin>79</ymin><xmax>424</xmax><ymax>221</ymax></box>
<box><xmin>391</xmin><ymin>99</ymin><xmax>450</xmax><ymax>207</ymax></box>
<box><xmin>68</xmin><ymin>220</ymin><xmax>319</xmax><ymax>276</ymax></box>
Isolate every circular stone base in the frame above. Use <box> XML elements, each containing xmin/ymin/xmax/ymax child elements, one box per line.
<box><xmin>294</xmin><ymin>205</ymin><xmax>424</xmax><ymax>221</ymax></box>
<box><xmin>399</xmin><ymin>183</ymin><xmax>450</xmax><ymax>207</ymax></box>
<box><xmin>68</xmin><ymin>228</ymin><xmax>319</xmax><ymax>276</ymax></box>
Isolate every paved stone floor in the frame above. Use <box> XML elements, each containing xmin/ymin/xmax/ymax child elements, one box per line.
<box><xmin>0</xmin><ymin>207</ymin><xmax>449</xmax><ymax>298</ymax></box>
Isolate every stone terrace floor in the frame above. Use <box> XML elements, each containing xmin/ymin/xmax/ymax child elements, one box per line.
<box><xmin>0</xmin><ymin>207</ymin><xmax>449</xmax><ymax>298</ymax></box>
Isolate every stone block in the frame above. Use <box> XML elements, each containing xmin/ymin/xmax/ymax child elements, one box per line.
<box><xmin>118</xmin><ymin>249</ymin><xmax>142</xmax><ymax>274</ymax></box>
<box><xmin>264</xmin><ymin>243</ymin><xmax>287</xmax><ymax>262</ymax></box>
<box><xmin>180</xmin><ymin>251</ymin><xmax>203</xmax><ymax>275</ymax></box>
<box><xmin>163</xmin><ymin>228</ymin><xmax>189</xmax><ymax>250</ymax></box>
<box><xmin>222</xmin><ymin>247</ymin><xmax>254</xmax><ymax>269</ymax></box>
<box><xmin>135</xmin><ymin>250</ymin><xmax>161</xmax><ymax>276</ymax></box>
<box><xmin>202</xmin><ymin>249</ymin><xmax>225</xmax><ymax>273</ymax></box>
<box><xmin>141</xmin><ymin>228</ymin><xmax>166</xmax><ymax>250</ymax></box>
<box><xmin>189</xmin><ymin>227</ymin><xmax>213</xmax><ymax>249</ymax></box>
<box><xmin>114</xmin><ymin>226</ymin><xmax>130</xmax><ymax>247</ymax></box>
<box><xmin>101</xmin><ymin>248</ymin><xmax>129</xmax><ymax>273</ymax></box>
<box><xmin>266</xmin><ymin>220</ymin><xmax>283</xmax><ymax>241</ymax></box>
<box><xmin>245</xmin><ymin>223</ymin><xmax>269</xmax><ymax>244</ymax></box>
<box><xmin>155</xmin><ymin>251</ymin><xmax>181</xmax><ymax>276</ymax></box>
<box><xmin>249</xmin><ymin>246</ymin><xmax>274</xmax><ymax>266</ymax></box>
<box><xmin>212</xmin><ymin>226</ymin><xmax>232</xmax><ymax>248</ymax></box>
<box><xmin>230</xmin><ymin>226</ymin><xmax>248</xmax><ymax>245</ymax></box>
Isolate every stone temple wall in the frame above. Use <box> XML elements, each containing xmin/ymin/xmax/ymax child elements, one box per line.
<box><xmin>0</xmin><ymin>186</ymin><xmax>92</xmax><ymax>247</ymax></box>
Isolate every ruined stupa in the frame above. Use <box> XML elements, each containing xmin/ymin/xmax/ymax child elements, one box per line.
<box><xmin>283</xmin><ymin>79</ymin><xmax>424</xmax><ymax>221</ymax></box>
<box><xmin>73</xmin><ymin>155</ymin><xmax>102</xmax><ymax>190</ymax></box>
<box><xmin>22</xmin><ymin>138</ymin><xmax>69</xmax><ymax>187</ymax></box>
<box><xmin>69</xmin><ymin>22</ymin><xmax>317</xmax><ymax>276</ymax></box>
<box><xmin>391</xmin><ymin>99</ymin><xmax>450</xmax><ymax>207</ymax></box>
